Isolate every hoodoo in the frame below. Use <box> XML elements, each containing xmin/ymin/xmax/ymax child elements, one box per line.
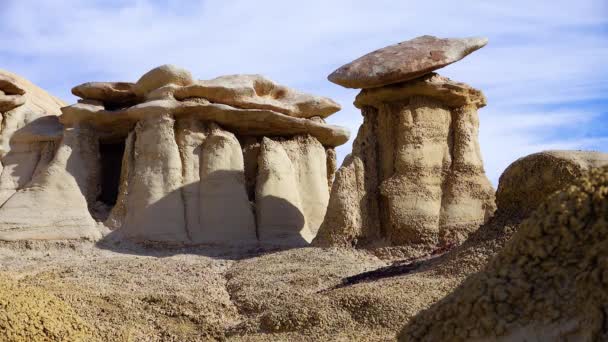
<box><xmin>0</xmin><ymin>66</ymin><xmax>349</xmax><ymax>246</ymax></box>
<box><xmin>315</xmin><ymin>36</ymin><xmax>496</xmax><ymax>256</ymax></box>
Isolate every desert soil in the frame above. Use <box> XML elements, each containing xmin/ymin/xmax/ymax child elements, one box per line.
<box><xmin>0</xmin><ymin>236</ymin><xmax>487</xmax><ymax>341</ymax></box>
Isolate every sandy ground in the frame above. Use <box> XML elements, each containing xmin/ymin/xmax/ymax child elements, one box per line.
<box><xmin>0</xmin><ymin>210</ymin><xmax>518</xmax><ymax>342</ymax></box>
<box><xmin>0</xmin><ymin>237</ymin><xmax>459</xmax><ymax>341</ymax></box>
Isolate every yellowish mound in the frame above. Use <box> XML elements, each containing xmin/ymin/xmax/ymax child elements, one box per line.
<box><xmin>399</xmin><ymin>166</ymin><xmax>608</xmax><ymax>341</ymax></box>
<box><xmin>0</xmin><ymin>275</ymin><xmax>96</xmax><ymax>341</ymax></box>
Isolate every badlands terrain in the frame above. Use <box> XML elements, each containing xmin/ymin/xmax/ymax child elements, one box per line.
<box><xmin>1</xmin><ymin>35</ymin><xmax>607</xmax><ymax>341</ymax></box>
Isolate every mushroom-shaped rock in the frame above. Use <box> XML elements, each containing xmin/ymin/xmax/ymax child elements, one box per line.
<box><xmin>329</xmin><ymin>35</ymin><xmax>488</xmax><ymax>89</ymax></box>
<box><xmin>174</xmin><ymin>74</ymin><xmax>341</xmax><ymax>118</ymax></box>
<box><xmin>314</xmin><ymin>71</ymin><xmax>495</xmax><ymax>254</ymax></box>
<box><xmin>72</xmin><ymin>82</ymin><xmax>138</xmax><ymax>107</ymax></box>
<box><xmin>133</xmin><ymin>64</ymin><xmax>194</xmax><ymax>96</ymax></box>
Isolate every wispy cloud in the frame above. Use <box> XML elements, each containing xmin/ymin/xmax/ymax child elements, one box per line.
<box><xmin>1</xmin><ymin>0</ymin><xmax>606</xmax><ymax>185</ymax></box>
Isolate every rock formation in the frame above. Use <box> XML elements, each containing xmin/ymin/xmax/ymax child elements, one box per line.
<box><xmin>496</xmin><ymin>150</ymin><xmax>608</xmax><ymax>219</ymax></box>
<box><xmin>315</xmin><ymin>36</ymin><xmax>495</xmax><ymax>255</ymax></box>
<box><xmin>0</xmin><ymin>66</ymin><xmax>348</xmax><ymax>246</ymax></box>
<box><xmin>328</xmin><ymin>35</ymin><xmax>488</xmax><ymax>89</ymax></box>
<box><xmin>399</xmin><ymin>165</ymin><xmax>608</xmax><ymax>341</ymax></box>
<box><xmin>0</xmin><ymin>71</ymin><xmax>100</xmax><ymax>241</ymax></box>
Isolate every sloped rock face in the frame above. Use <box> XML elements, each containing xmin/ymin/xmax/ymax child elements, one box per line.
<box><xmin>0</xmin><ymin>71</ymin><xmax>101</xmax><ymax>241</ymax></box>
<box><xmin>0</xmin><ymin>70</ymin><xmax>64</xmax><ymax>207</ymax></box>
<box><xmin>315</xmin><ymin>74</ymin><xmax>495</xmax><ymax>255</ymax></box>
<box><xmin>0</xmin><ymin>127</ymin><xmax>101</xmax><ymax>241</ymax></box>
<box><xmin>399</xmin><ymin>165</ymin><xmax>608</xmax><ymax>342</ymax></box>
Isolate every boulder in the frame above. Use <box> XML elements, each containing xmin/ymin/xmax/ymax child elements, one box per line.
<box><xmin>174</xmin><ymin>74</ymin><xmax>341</xmax><ymax>118</ymax></box>
<box><xmin>315</xmin><ymin>73</ymin><xmax>495</xmax><ymax>255</ymax></box>
<box><xmin>496</xmin><ymin>150</ymin><xmax>608</xmax><ymax>219</ymax></box>
<box><xmin>399</xmin><ymin>166</ymin><xmax>608</xmax><ymax>341</ymax></box>
<box><xmin>328</xmin><ymin>35</ymin><xmax>487</xmax><ymax>88</ymax></box>
<box><xmin>72</xmin><ymin>82</ymin><xmax>139</xmax><ymax>108</ymax></box>
<box><xmin>133</xmin><ymin>64</ymin><xmax>194</xmax><ymax>96</ymax></box>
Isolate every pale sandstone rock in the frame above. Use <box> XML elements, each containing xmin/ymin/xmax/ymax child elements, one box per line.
<box><xmin>120</xmin><ymin>113</ymin><xmax>188</xmax><ymax>242</ymax></box>
<box><xmin>0</xmin><ymin>127</ymin><xmax>101</xmax><ymax>241</ymax></box>
<box><xmin>329</xmin><ymin>35</ymin><xmax>488</xmax><ymax>88</ymax></box>
<box><xmin>175</xmin><ymin>118</ymin><xmax>207</xmax><ymax>239</ymax></box>
<box><xmin>0</xmin><ymin>142</ymin><xmax>47</xmax><ymax>205</ymax></box>
<box><xmin>72</xmin><ymin>82</ymin><xmax>138</xmax><ymax>107</ymax></box>
<box><xmin>133</xmin><ymin>64</ymin><xmax>194</xmax><ymax>96</ymax></box>
<box><xmin>256</xmin><ymin>137</ymin><xmax>314</xmax><ymax>246</ymax></box>
<box><xmin>60</xmin><ymin>98</ymin><xmax>349</xmax><ymax>147</ymax></box>
<box><xmin>174</xmin><ymin>74</ymin><xmax>341</xmax><ymax>118</ymax></box>
<box><xmin>0</xmin><ymin>69</ymin><xmax>65</xmax><ymax>157</ymax></box>
<box><xmin>315</xmin><ymin>74</ymin><xmax>495</xmax><ymax>254</ymax></box>
<box><xmin>277</xmin><ymin>135</ymin><xmax>330</xmax><ymax>236</ymax></box>
<box><xmin>197</xmin><ymin>124</ymin><xmax>257</xmax><ymax>244</ymax></box>
<box><xmin>0</xmin><ymin>65</ymin><xmax>345</xmax><ymax>245</ymax></box>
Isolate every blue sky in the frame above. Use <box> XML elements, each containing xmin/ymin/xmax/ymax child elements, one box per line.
<box><xmin>1</xmin><ymin>0</ymin><xmax>606</xmax><ymax>184</ymax></box>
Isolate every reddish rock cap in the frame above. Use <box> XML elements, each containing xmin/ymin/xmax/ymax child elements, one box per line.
<box><xmin>328</xmin><ymin>35</ymin><xmax>488</xmax><ymax>89</ymax></box>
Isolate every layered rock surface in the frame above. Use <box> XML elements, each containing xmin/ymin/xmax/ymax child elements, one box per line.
<box><xmin>315</xmin><ymin>73</ymin><xmax>495</xmax><ymax>254</ymax></box>
<box><xmin>0</xmin><ymin>65</ymin><xmax>346</xmax><ymax>246</ymax></box>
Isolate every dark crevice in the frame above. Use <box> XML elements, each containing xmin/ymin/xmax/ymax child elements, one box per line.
<box><xmin>97</xmin><ymin>141</ymin><xmax>125</xmax><ymax>206</ymax></box>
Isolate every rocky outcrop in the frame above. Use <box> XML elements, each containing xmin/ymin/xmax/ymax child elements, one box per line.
<box><xmin>197</xmin><ymin>124</ymin><xmax>257</xmax><ymax>244</ymax></box>
<box><xmin>328</xmin><ymin>36</ymin><xmax>488</xmax><ymax>89</ymax></box>
<box><xmin>0</xmin><ymin>65</ymin><xmax>344</xmax><ymax>246</ymax></box>
<box><xmin>399</xmin><ymin>165</ymin><xmax>608</xmax><ymax>341</ymax></box>
<box><xmin>174</xmin><ymin>74</ymin><xmax>340</xmax><ymax>118</ymax></box>
<box><xmin>0</xmin><ymin>70</ymin><xmax>64</xmax><ymax>201</ymax></box>
<box><xmin>315</xmin><ymin>74</ymin><xmax>495</xmax><ymax>253</ymax></box>
<box><xmin>0</xmin><ymin>126</ymin><xmax>102</xmax><ymax>241</ymax></box>
<box><xmin>316</xmin><ymin>39</ymin><xmax>495</xmax><ymax>256</ymax></box>
<box><xmin>0</xmin><ymin>71</ymin><xmax>101</xmax><ymax>241</ymax></box>
<box><xmin>496</xmin><ymin>150</ymin><xmax>608</xmax><ymax>219</ymax></box>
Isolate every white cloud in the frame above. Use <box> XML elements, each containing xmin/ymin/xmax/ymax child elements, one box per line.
<box><xmin>1</xmin><ymin>0</ymin><xmax>606</xmax><ymax>185</ymax></box>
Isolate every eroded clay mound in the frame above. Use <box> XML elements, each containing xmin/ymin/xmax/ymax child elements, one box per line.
<box><xmin>0</xmin><ymin>275</ymin><xmax>96</xmax><ymax>341</ymax></box>
<box><xmin>399</xmin><ymin>166</ymin><xmax>608</xmax><ymax>341</ymax></box>
<box><xmin>496</xmin><ymin>150</ymin><xmax>608</xmax><ymax>219</ymax></box>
